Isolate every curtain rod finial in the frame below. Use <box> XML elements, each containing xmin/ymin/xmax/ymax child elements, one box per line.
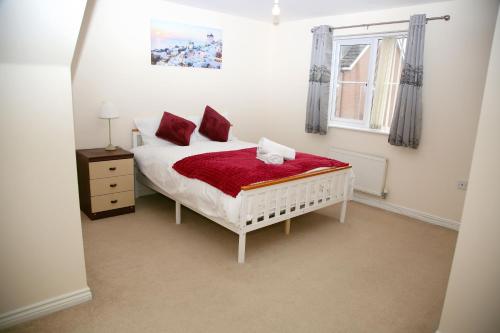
<box><xmin>444</xmin><ymin>15</ymin><xmax>451</xmax><ymax>21</ymax></box>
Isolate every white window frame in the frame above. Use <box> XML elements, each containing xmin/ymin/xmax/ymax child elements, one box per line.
<box><xmin>328</xmin><ymin>32</ymin><xmax>407</xmax><ymax>134</ymax></box>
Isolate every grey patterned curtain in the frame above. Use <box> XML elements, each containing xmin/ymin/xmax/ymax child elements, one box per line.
<box><xmin>388</xmin><ymin>14</ymin><xmax>426</xmax><ymax>149</ymax></box>
<box><xmin>305</xmin><ymin>25</ymin><xmax>333</xmax><ymax>135</ymax></box>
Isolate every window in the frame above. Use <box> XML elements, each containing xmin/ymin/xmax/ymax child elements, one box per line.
<box><xmin>329</xmin><ymin>34</ymin><xmax>407</xmax><ymax>133</ymax></box>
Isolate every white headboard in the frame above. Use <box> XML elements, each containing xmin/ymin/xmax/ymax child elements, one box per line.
<box><xmin>132</xmin><ymin>129</ymin><xmax>143</xmax><ymax>148</ymax></box>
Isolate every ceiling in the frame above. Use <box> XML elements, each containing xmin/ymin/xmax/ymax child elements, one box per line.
<box><xmin>165</xmin><ymin>0</ymin><xmax>444</xmax><ymax>22</ymax></box>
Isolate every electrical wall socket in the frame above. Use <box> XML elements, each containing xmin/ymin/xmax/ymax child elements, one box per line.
<box><xmin>457</xmin><ymin>180</ymin><xmax>468</xmax><ymax>191</ymax></box>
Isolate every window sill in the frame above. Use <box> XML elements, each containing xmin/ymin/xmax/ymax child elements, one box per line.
<box><xmin>329</xmin><ymin>123</ymin><xmax>389</xmax><ymax>136</ymax></box>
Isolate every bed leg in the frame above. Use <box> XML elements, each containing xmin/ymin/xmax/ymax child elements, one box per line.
<box><xmin>175</xmin><ymin>201</ymin><xmax>181</xmax><ymax>225</ymax></box>
<box><xmin>340</xmin><ymin>198</ymin><xmax>347</xmax><ymax>223</ymax></box>
<box><xmin>238</xmin><ymin>233</ymin><xmax>246</xmax><ymax>264</ymax></box>
<box><xmin>285</xmin><ymin>218</ymin><xmax>291</xmax><ymax>235</ymax></box>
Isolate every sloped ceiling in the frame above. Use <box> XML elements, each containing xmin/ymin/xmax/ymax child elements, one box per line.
<box><xmin>0</xmin><ymin>0</ymin><xmax>87</xmax><ymax>66</ymax></box>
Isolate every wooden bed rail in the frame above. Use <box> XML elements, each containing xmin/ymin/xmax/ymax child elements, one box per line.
<box><xmin>241</xmin><ymin>166</ymin><xmax>352</xmax><ymax>191</ymax></box>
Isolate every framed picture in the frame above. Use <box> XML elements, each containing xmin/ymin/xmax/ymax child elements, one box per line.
<box><xmin>151</xmin><ymin>20</ymin><xmax>223</xmax><ymax>69</ymax></box>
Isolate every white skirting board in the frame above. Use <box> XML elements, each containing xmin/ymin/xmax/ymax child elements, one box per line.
<box><xmin>0</xmin><ymin>287</ymin><xmax>92</xmax><ymax>329</ymax></box>
<box><xmin>353</xmin><ymin>193</ymin><xmax>460</xmax><ymax>231</ymax></box>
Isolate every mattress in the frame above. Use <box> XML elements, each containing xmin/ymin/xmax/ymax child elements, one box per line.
<box><xmin>132</xmin><ymin>140</ymin><xmax>257</xmax><ymax>225</ymax></box>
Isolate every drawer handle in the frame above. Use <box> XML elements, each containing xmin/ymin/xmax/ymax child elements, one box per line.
<box><xmin>109</xmin><ymin>184</ymin><xmax>117</xmax><ymax>188</ymax></box>
<box><xmin>109</xmin><ymin>167</ymin><xmax>117</xmax><ymax>171</ymax></box>
<box><xmin>110</xmin><ymin>200</ymin><xmax>118</xmax><ymax>204</ymax></box>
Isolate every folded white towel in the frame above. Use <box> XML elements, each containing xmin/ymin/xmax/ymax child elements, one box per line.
<box><xmin>257</xmin><ymin>137</ymin><xmax>296</xmax><ymax>160</ymax></box>
<box><xmin>257</xmin><ymin>152</ymin><xmax>284</xmax><ymax>165</ymax></box>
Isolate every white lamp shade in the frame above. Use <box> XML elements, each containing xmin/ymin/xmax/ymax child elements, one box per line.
<box><xmin>99</xmin><ymin>102</ymin><xmax>119</xmax><ymax>119</ymax></box>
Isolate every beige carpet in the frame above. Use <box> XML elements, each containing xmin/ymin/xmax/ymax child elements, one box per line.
<box><xmin>6</xmin><ymin>195</ymin><xmax>457</xmax><ymax>333</ymax></box>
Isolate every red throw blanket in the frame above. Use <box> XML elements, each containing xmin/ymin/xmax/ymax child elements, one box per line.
<box><xmin>172</xmin><ymin>148</ymin><xmax>349</xmax><ymax>197</ymax></box>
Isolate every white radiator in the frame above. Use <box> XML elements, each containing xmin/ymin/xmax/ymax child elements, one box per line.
<box><xmin>331</xmin><ymin>147</ymin><xmax>388</xmax><ymax>197</ymax></box>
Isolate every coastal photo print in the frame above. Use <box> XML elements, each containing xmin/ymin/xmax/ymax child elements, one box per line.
<box><xmin>151</xmin><ymin>20</ymin><xmax>223</xmax><ymax>69</ymax></box>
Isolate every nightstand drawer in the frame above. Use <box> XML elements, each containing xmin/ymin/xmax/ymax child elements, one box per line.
<box><xmin>90</xmin><ymin>175</ymin><xmax>134</xmax><ymax>196</ymax></box>
<box><xmin>89</xmin><ymin>159</ymin><xmax>133</xmax><ymax>179</ymax></box>
<box><xmin>91</xmin><ymin>191</ymin><xmax>134</xmax><ymax>213</ymax></box>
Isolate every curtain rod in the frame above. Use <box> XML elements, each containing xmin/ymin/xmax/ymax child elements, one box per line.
<box><xmin>311</xmin><ymin>15</ymin><xmax>450</xmax><ymax>32</ymax></box>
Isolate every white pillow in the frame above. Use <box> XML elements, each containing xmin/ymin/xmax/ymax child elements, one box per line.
<box><xmin>187</xmin><ymin>115</ymin><xmax>207</xmax><ymax>143</ymax></box>
<box><xmin>221</xmin><ymin>113</ymin><xmax>236</xmax><ymax>141</ymax></box>
<box><xmin>228</xmin><ymin>127</ymin><xmax>237</xmax><ymax>141</ymax></box>
<box><xmin>134</xmin><ymin>114</ymin><xmax>207</xmax><ymax>146</ymax></box>
<box><xmin>133</xmin><ymin>112</ymin><xmax>237</xmax><ymax>146</ymax></box>
<box><xmin>187</xmin><ymin>115</ymin><xmax>239</xmax><ymax>142</ymax></box>
<box><xmin>134</xmin><ymin>116</ymin><xmax>172</xmax><ymax>146</ymax></box>
<box><xmin>195</xmin><ymin>112</ymin><xmax>236</xmax><ymax>141</ymax></box>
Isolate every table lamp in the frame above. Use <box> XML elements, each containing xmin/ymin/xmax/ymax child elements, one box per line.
<box><xmin>99</xmin><ymin>102</ymin><xmax>119</xmax><ymax>151</ymax></box>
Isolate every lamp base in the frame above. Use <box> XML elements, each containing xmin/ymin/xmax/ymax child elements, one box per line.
<box><xmin>104</xmin><ymin>144</ymin><xmax>117</xmax><ymax>151</ymax></box>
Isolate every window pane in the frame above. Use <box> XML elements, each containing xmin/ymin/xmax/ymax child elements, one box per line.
<box><xmin>335</xmin><ymin>44</ymin><xmax>371</xmax><ymax>121</ymax></box>
<box><xmin>334</xmin><ymin>83</ymin><xmax>366</xmax><ymax>120</ymax></box>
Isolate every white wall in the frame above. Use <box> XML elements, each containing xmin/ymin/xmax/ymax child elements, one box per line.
<box><xmin>267</xmin><ymin>0</ymin><xmax>499</xmax><ymax>223</ymax></box>
<box><xmin>72</xmin><ymin>0</ymin><xmax>272</xmax><ymax>149</ymax></box>
<box><xmin>0</xmin><ymin>0</ymin><xmax>89</xmax><ymax>318</ymax></box>
<box><xmin>438</xmin><ymin>5</ymin><xmax>500</xmax><ymax>333</ymax></box>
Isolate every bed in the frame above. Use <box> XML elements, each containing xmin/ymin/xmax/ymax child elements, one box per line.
<box><xmin>132</xmin><ymin>129</ymin><xmax>354</xmax><ymax>263</ymax></box>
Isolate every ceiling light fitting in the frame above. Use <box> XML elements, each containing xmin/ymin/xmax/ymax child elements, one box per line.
<box><xmin>272</xmin><ymin>0</ymin><xmax>280</xmax><ymax>25</ymax></box>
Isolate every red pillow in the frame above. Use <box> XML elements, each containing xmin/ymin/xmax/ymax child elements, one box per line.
<box><xmin>199</xmin><ymin>106</ymin><xmax>231</xmax><ymax>142</ymax></box>
<box><xmin>155</xmin><ymin>112</ymin><xmax>196</xmax><ymax>146</ymax></box>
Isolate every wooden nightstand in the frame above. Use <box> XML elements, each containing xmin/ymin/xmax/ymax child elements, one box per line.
<box><xmin>76</xmin><ymin>148</ymin><xmax>135</xmax><ymax>220</ymax></box>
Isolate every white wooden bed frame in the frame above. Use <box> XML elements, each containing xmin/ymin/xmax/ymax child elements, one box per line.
<box><xmin>132</xmin><ymin>130</ymin><xmax>354</xmax><ymax>263</ymax></box>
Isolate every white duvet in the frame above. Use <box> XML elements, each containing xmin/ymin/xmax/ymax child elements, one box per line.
<box><xmin>132</xmin><ymin>140</ymin><xmax>257</xmax><ymax>225</ymax></box>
